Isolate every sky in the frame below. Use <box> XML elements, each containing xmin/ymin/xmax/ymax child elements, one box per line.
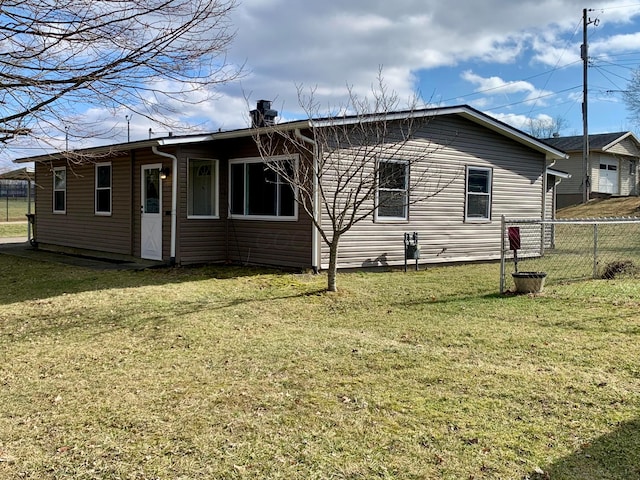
<box><xmin>4</xmin><ymin>0</ymin><xmax>640</xmax><ymax>170</ymax></box>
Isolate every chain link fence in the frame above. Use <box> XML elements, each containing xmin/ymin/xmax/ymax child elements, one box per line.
<box><xmin>500</xmin><ymin>216</ymin><xmax>640</xmax><ymax>293</ymax></box>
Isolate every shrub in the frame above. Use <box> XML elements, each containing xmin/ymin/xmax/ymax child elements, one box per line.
<box><xmin>601</xmin><ymin>260</ymin><xmax>638</xmax><ymax>279</ymax></box>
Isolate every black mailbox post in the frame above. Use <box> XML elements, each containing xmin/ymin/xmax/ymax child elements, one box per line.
<box><xmin>404</xmin><ymin>232</ymin><xmax>420</xmax><ymax>272</ymax></box>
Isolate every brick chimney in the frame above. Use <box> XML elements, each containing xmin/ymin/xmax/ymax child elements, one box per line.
<box><xmin>250</xmin><ymin>100</ymin><xmax>278</xmax><ymax>128</ymax></box>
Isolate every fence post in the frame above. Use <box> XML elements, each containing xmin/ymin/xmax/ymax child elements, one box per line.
<box><xmin>593</xmin><ymin>223</ymin><xmax>598</xmax><ymax>279</ymax></box>
<box><xmin>500</xmin><ymin>215</ymin><xmax>506</xmax><ymax>294</ymax></box>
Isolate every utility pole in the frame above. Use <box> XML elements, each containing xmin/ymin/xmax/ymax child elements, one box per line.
<box><xmin>582</xmin><ymin>8</ymin><xmax>599</xmax><ymax>203</ymax></box>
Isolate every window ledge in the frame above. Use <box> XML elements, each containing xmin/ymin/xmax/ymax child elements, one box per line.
<box><xmin>375</xmin><ymin>217</ymin><xmax>410</xmax><ymax>224</ymax></box>
<box><xmin>465</xmin><ymin>218</ymin><xmax>492</xmax><ymax>224</ymax></box>
<box><xmin>229</xmin><ymin>214</ymin><xmax>298</xmax><ymax>222</ymax></box>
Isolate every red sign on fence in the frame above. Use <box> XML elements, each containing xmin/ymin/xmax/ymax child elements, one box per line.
<box><xmin>508</xmin><ymin>226</ymin><xmax>521</xmax><ymax>250</ymax></box>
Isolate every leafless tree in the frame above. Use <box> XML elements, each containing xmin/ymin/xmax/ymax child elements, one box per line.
<box><xmin>0</xmin><ymin>0</ymin><xmax>238</xmax><ymax>148</ymax></box>
<box><xmin>624</xmin><ymin>68</ymin><xmax>640</xmax><ymax>127</ymax></box>
<box><xmin>253</xmin><ymin>76</ymin><xmax>456</xmax><ymax>292</ymax></box>
<box><xmin>527</xmin><ymin>115</ymin><xmax>568</xmax><ymax>139</ymax></box>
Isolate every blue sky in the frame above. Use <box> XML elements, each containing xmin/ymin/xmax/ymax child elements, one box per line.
<box><xmin>4</xmin><ymin>0</ymin><xmax>640</xmax><ymax>169</ymax></box>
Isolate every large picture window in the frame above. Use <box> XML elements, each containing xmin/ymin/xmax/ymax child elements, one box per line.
<box><xmin>95</xmin><ymin>163</ymin><xmax>112</xmax><ymax>215</ymax></box>
<box><xmin>466</xmin><ymin>166</ymin><xmax>492</xmax><ymax>221</ymax></box>
<box><xmin>377</xmin><ymin>159</ymin><xmax>408</xmax><ymax>220</ymax></box>
<box><xmin>188</xmin><ymin>158</ymin><xmax>219</xmax><ymax>218</ymax></box>
<box><xmin>53</xmin><ymin>167</ymin><xmax>66</xmax><ymax>213</ymax></box>
<box><xmin>229</xmin><ymin>157</ymin><xmax>296</xmax><ymax>219</ymax></box>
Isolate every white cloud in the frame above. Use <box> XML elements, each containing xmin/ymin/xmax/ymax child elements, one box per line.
<box><xmin>5</xmin><ymin>0</ymin><xmax>640</xmax><ymax>168</ymax></box>
<box><xmin>460</xmin><ymin>70</ymin><xmax>555</xmax><ymax>108</ymax></box>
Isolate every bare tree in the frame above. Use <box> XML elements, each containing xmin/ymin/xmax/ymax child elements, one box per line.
<box><xmin>0</xmin><ymin>0</ymin><xmax>238</xmax><ymax>147</ymax></box>
<box><xmin>624</xmin><ymin>68</ymin><xmax>640</xmax><ymax>127</ymax></box>
<box><xmin>527</xmin><ymin>115</ymin><xmax>568</xmax><ymax>139</ymax></box>
<box><xmin>253</xmin><ymin>77</ymin><xmax>456</xmax><ymax>292</ymax></box>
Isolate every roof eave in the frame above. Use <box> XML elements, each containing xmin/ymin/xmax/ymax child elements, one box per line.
<box><xmin>13</xmin><ymin>121</ymin><xmax>313</xmax><ymax>164</ymax></box>
<box><xmin>14</xmin><ymin>135</ymin><xmax>217</xmax><ymax>164</ymax></box>
<box><xmin>601</xmin><ymin>131</ymin><xmax>640</xmax><ymax>151</ymax></box>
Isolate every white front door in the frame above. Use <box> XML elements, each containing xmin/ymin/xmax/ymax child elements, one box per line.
<box><xmin>141</xmin><ymin>164</ymin><xmax>163</xmax><ymax>260</ymax></box>
<box><xmin>598</xmin><ymin>158</ymin><xmax>619</xmax><ymax>194</ymax></box>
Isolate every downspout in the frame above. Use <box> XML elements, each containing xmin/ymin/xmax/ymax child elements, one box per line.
<box><xmin>152</xmin><ymin>145</ymin><xmax>177</xmax><ymax>265</ymax></box>
<box><xmin>540</xmin><ymin>158</ymin><xmax>556</xmax><ymax>256</ymax></box>
<box><xmin>542</xmin><ymin>158</ymin><xmax>556</xmax><ymax>222</ymax></box>
<box><xmin>294</xmin><ymin>128</ymin><xmax>319</xmax><ymax>273</ymax></box>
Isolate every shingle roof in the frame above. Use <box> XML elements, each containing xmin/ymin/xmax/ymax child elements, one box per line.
<box><xmin>542</xmin><ymin>132</ymin><xmax>631</xmax><ymax>152</ymax></box>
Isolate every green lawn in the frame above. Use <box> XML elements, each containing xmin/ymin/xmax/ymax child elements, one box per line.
<box><xmin>0</xmin><ymin>257</ymin><xmax>639</xmax><ymax>479</ymax></box>
<box><xmin>0</xmin><ymin>222</ymin><xmax>28</xmax><ymax>238</ymax></box>
<box><xmin>0</xmin><ymin>197</ymin><xmax>31</xmax><ymax>222</ymax></box>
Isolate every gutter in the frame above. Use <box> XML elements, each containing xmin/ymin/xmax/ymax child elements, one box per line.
<box><xmin>152</xmin><ymin>145</ymin><xmax>178</xmax><ymax>264</ymax></box>
<box><xmin>294</xmin><ymin>128</ymin><xmax>320</xmax><ymax>273</ymax></box>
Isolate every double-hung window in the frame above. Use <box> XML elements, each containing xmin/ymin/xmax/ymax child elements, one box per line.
<box><xmin>188</xmin><ymin>158</ymin><xmax>219</xmax><ymax>218</ymax></box>
<box><xmin>95</xmin><ymin>163</ymin><xmax>112</xmax><ymax>215</ymax></box>
<box><xmin>466</xmin><ymin>166</ymin><xmax>492</xmax><ymax>221</ymax></box>
<box><xmin>377</xmin><ymin>159</ymin><xmax>409</xmax><ymax>220</ymax></box>
<box><xmin>53</xmin><ymin>167</ymin><xmax>66</xmax><ymax>213</ymax></box>
<box><xmin>229</xmin><ymin>156</ymin><xmax>297</xmax><ymax>219</ymax></box>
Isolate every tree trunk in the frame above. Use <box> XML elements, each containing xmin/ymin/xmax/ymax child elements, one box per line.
<box><xmin>327</xmin><ymin>238</ymin><xmax>340</xmax><ymax>292</ymax></box>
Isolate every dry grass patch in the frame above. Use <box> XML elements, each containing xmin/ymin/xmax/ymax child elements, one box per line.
<box><xmin>1</xmin><ymin>258</ymin><xmax>639</xmax><ymax>478</ymax></box>
<box><xmin>558</xmin><ymin>197</ymin><xmax>640</xmax><ymax>218</ymax></box>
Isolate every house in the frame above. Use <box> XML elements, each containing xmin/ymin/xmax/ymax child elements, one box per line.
<box><xmin>14</xmin><ymin>104</ymin><xmax>567</xmax><ymax>271</ymax></box>
<box><xmin>543</xmin><ymin>132</ymin><xmax>640</xmax><ymax>209</ymax></box>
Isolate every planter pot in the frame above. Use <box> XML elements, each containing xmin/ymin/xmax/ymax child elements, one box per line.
<box><xmin>512</xmin><ymin>272</ymin><xmax>547</xmax><ymax>294</ymax></box>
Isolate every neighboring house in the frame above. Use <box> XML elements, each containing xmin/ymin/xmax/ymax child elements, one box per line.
<box><xmin>14</xmin><ymin>104</ymin><xmax>567</xmax><ymax>271</ymax></box>
<box><xmin>543</xmin><ymin>132</ymin><xmax>640</xmax><ymax>209</ymax></box>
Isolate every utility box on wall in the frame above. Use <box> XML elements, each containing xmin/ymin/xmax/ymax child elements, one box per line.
<box><xmin>404</xmin><ymin>232</ymin><xmax>420</xmax><ymax>271</ymax></box>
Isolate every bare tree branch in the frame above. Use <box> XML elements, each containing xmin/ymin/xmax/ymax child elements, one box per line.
<box><xmin>0</xmin><ymin>0</ymin><xmax>239</xmax><ymax>145</ymax></box>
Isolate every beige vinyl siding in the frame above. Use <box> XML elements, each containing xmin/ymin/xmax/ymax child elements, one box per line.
<box><xmin>591</xmin><ymin>153</ymin><xmax>605</xmax><ymax>194</ymax></box>
<box><xmin>319</xmin><ymin>115</ymin><xmax>547</xmax><ymax>270</ymax></box>
<box><xmin>35</xmin><ymin>158</ymin><xmax>133</xmax><ymax>255</ymax></box>
<box><xmin>554</xmin><ymin>153</ymin><xmax>585</xmax><ymax>194</ymax></box>
<box><xmin>607</xmin><ymin>137</ymin><xmax>640</xmax><ymax>157</ymax></box>
<box><xmin>554</xmin><ymin>153</ymin><xmax>587</xmax><ymax>208</ymax></box>
<box><xmin>619</xmin><ymin>157</ymin><xmax>638</xmax><ymax>196</ymax></box>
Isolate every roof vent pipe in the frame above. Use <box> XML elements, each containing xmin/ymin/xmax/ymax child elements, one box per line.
<box><xmin>250</xmin><ymin>100</ymin><xmax>278</xmax><ymax>128</ymax></box>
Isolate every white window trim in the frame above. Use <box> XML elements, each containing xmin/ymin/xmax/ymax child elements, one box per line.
<box><xmin>187</xmin><ymin>157</ymin><xmax>220</xmax><ymax>219</ymax></box>
<box><xmin>95</xmin><ymin>162</ymin><xmax>112</xmax><ymax>216</ymax></box>
<box><xmin>465</xmin><ymin>166</ymin><xmax>492</xmax><ymax>222</ymax></box>
<box><xmin>53</xmin><ymin>166</ymin><xmax>66</xmax><ymax>214</ymax></box>
<box><xmin>375</xmin><ymin>158</ymin><xmax>409</xmax><ymax>223</ymax></box>
<box><xmin>228</xmin><ymin>155</ymin><xmax>299</xmax><ymax>221</ymax></box>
